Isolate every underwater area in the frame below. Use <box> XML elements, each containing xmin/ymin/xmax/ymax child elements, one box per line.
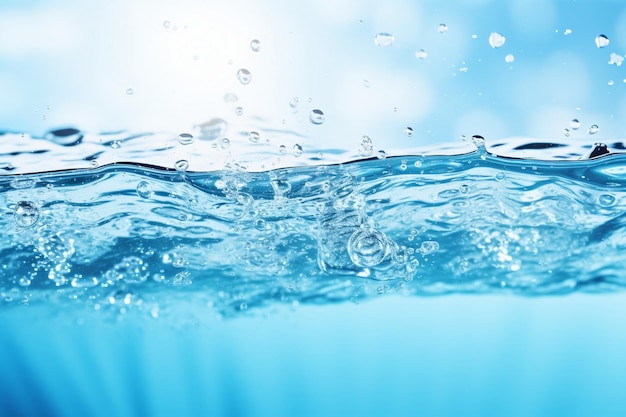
<box><xmin>1</xmin><ymin>0</ymin><xmax>626</xmax><ymax>416</ymax></box>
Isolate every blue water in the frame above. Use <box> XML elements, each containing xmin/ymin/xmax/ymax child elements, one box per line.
<box><xmin>3</xmin><ymin>0</ymin><xmax>626</xmax><ymax>416</ymax></box>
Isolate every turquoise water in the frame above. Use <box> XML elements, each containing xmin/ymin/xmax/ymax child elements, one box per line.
<box><xmin>3</xmin><ymin>0</ymin><xmax>626</xmax><ymax>416</ymax></box>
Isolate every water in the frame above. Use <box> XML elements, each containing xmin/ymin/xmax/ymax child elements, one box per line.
<box><xmin>3</xmin><ymin>1</ymin><xmax>626</xmax><ymax>416</ymax></box>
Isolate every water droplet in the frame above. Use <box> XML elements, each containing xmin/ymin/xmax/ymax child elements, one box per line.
<box><xmin>415</xmin><ymin>49</ymin><xmax>427</xmax><ymax>59</ymax></box>
<box><xmin>471</xmin><ymin>135</ymin><xmax>486</xmax><ymax>148</ymax></box>
<box><xmin>289</xmin><ymin>97</ymin><xmax>299</xmax><ymax>108</ymax></box>
<box><xmin>608</xmin><ymin>79</ymin><xmax>615</xmax><ymax>86</ymax></box>
<box><xmin>505</xmin><ymin>54</ymin><xmax>515</xmax><ymax>63</ymax></box>
<box><xmin>45</xmin><ymin>127</ymin><xmax>83</xmax><ymax>146</ymax></box>
<box><xmin>488</xmin><ymin>32</ymin><xmax>506</xmax><ymax>48</ymax></box>
<box><xmin>220</xmin><ymin>137</ymin><xmax>231</xmax><ymax>149</ymax></box>
<box><xmin>236</xmin><ymin>68</ymin><xmax>252</xmax><ymax>85</ymax></box>
<box><xmin>309</xmin><ymin>109</ymin><xmax>325</xmax><ymax>125</ymax></box>
<box><xmin>404</xmin><ymin>127</ymin><xmax>414</xmax><ymax>136</ymax></box>
<box><xmin>223</xmin><ymin>93</ymin><xmax>238</xmax><ymax>102</ymax></box>
<box><xmin>374</xmin><ymin>32</ymin><xmax>394</xmax><ymax>47</ymax></box>
<box><xmin>234</xmin><ymin>106</ymin><xmax>244</xmax><ymax>116</ymax></box>
<box><xmin>471</xmin><ymin>34</ymin><xmax>478</xmax><ymax>39</ymax></box>
<box><xmin>609</xmin><ymin>53</ymin><xmax>624</xmax><ymax>66</ymax></box>
<box><xmin>175</xmin><ymin>159</ymin><xmax>189</xmax><ymax>172</ymax></box>
<box><xmin>564</xmin><ymin>28</ymin><xmax>572</xmax><ymax>35</ymax></box>
<box><xmin>293</xmin><ymin>144</ymin><xmax>303</xmax><ymax>157</ymax></box>
<box><xmin>196</xmin><ymin>118</ymin><xmax>227</xmax><ymax>141</ymax></box>
<box><xmin>278</xmin><ymin>145</ymin><xmax>287</xmax><ymax>154</ymax></box>
<box><xmin>438</xmin><ymin>24</ymin><xmax>448</xmax><ymax>34</ymax></box>
<box><xmin>250</xmin><ymin>39</ymin><xmax>261</xmax><ymax>52</ymax></box>
<box><xmin>420</xmin><ymin>240</ymin><xmax>439</xmax><ymax>255</ymax></box>
<box><xmin>248</xmin><ymin>131</ymin><xmax>260</xmax><ymax>143</ymax></box>
<box><xmin>495</xmin><ymin>172</ymin><xmax>506</xmax><ymax>181</ymax></box>
<box><xmin>163</xmin><ymin>20</ymin><xmax>171</xmax><ymax>29</ymax></box>
<box><xmin>563</xmin><ymin>128</ymin><xmax>570</xmax><ymax>137</ymax></box>
<box><xmin>348</xmin><ymin>228</ymin><xmax>392</xmax><ymax>267</ymax></box>
<box><xmin>588</xmin><ymin>125</ymin><xmax>599</xmax><ymax>135</ymax></box>
<box><xmin>377</xmin><ymin>150</ymin><xmax>387</xmax><ymax>160</ymax></box>
<box><xmin>177</xmin><ymin>132</ymin><xmax>194</xmax><ymax>145</ymax></box>
<box><xmin>570</xmin><ymin>119</ymin><xmax>581</xmax><ymax>130</ymax></box>
<box><xmin>595</xmin><ymin>34</ymin><xmax>609</xmax><ymax>48</ymax></box>
<box><xmin>136</xmin><ymin>181</ymin><xmax>153</xmax><ymax>198</ymax></box>
<box><xmin>460</xmin><ymin>184</ymin><xmax>469</xmax><ymax>194</ymax></box>
<box><xmin>358</xmin><ymin>135</ymin><xmax>374</xmax><ymax>157</ymax></box>
<box><xmin>14</xmin><ymin>201</ymin><xmax>39</xmax><ymax>228</ymax></box>
<box><xmin>599</xmin><ymin>194</ymin><xmax>616</xmax><ymax>206</ymax></box>
<box><xmin>125</xmin><ymin>88</ymin><xmax>134</xmax><ymax>95</ymax></box>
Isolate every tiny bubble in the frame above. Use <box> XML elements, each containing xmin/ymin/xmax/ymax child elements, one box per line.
<box><xmin>488</xmin><ymin>32</ymin><xmax>506</xmax><ymax>48</ymax></box>
<box><xmin>564</xmin><ymin>28</ymin><xmax>572</xmax><ymax>35</ymax></box>
<box><xmin>248</xmin><ymin>131</ymin><xmax>260</xmax><ymax>143</ymax></box>
<box><xmin>438</xmin><ymin>24</ymin><xmax>448</xmax><ymax>34</ymax></box>
<box><xmin>505</xmin><ymin>54</ymin><xmax>515</xmax><ymax>63</ymax></box>
<box><xmin>136</xmin><ymin>181</ymin><xmax>154</xmax><ymax>198</ymax></box>
<box><xmin>404</xmin><ymin>127</ymin><xmax>414</xmax><ymax>136</ymax></box>
<box><xmin>163</xmin><ymin>20</ymin><xmax>171</xmax><ymax>29</ymax></box>
<box><xmin>220</xmin><ymin>137</ymin><xmax>231</xmax><ymax>149</ymax></box>
<box><xmin>250</xmin><ymin>39</ymin><xmax>261</xmax><ymax>52</ymax></box>
<box><xmin>236</xmin><ymin>68</ymin><xmax>252</xmax><ymax>85</ymax></box>
<box><xmin>235</xmin><ymin>106</ymin><xmax>243</xmax><ymax>116</ymax></box>
<box><xmin>415</xmin><ymin>49</ymin><xmax>427</xmax><ymax>59</ymax></box>
<box><xmin>588</xmin><ymin>125</ymin><xmax>599</xmax><ymax>135</ymax></box>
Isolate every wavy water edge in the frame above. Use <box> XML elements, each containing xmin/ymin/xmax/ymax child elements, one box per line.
<box><xmin>2</xmin><ymin>130</ymin><xmax>626</xmax><ymax>318</ymax></box>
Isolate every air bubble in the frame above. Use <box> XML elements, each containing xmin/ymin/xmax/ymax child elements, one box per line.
<box><xmin>348</xmin><ymin>228</ymin><xmax>392</xmax><ymax>268</ymax></box>
<box><xmin>250</xmin><ymin>39</ymin><xmax>261</xmax><ymax>52</ymax></box>
<box><xmin>309</xmin><ymin>109</ymin><xmax>325</xmax><ymax>125</ymax></box>
<box><xmin>595</xmin><ymin>34</ymin><xmax>609</xmax><ymax>48</ymax></box>
<box><xmin>488</xmin><ymin>32</ymin><xmax>506</xmax><ymax>48</ymax></box>
<box><xmin>136</xmin><ymin>181</ymin><xmax>154</xmax><ymax>198</ymax></box>
<box><xmin>293</xmin><ymin>144</ymin><xmax>303</xmax><ymax>157</ymax></box>
<box><xmin>505</xmin><ymin>54</ymin><xmax>515</xmax><ymax>63</ymax></box>
<box><xmin>588</xmin><ymin>125</ymin><xmax>599</xmax><ymax>135</ymax></box>
<box><xmin>248</xmin><ymin>131</ymin><xmax>260</xmax><ymax>143</ymax></box>
<box><xmin>415</xmin><ymin>49</ymin><xmax>427</xmax><ymax>59</ymax></box>
<box><xmin>163</xmin><ymin>20</ymin><xmax>171</xmax><ymax>29</ymax></box>
<box><xmin>175</xmin><ymin>159</ymin><xmax>189</xmax><ymax>172</ymax></box>
<box><xmin>420</xmin><ymin>240</ymin><xmax>439</xmax><ymax>255</ymax></box>
<box><xmin>358</xmin><ymin>135</ymin><xmax>374</xmax><ymax>157</ymax></box>
<box><xmin>404</xmin><ymin>127</ymin><xmax>414</xmax><ymax>136</ymax></box>
<box><xmin>599</xmin><ymin>194</ymin><xmax>616</xmax><ymax>206</ymax></box>
<box><xmin>14</xmin><ymin>201</ymin><xmax>39</xmax><ymax>228</ymax></box>
<box><xmin>495</xmin><ymin>172</ymin><xmax>506</xmax><ymax>181</ymax></box>
<box><xmin>178</xmin><ymin>133</ymin><xmax>194</xmax><ymax>145</ymax></box>
<box><xmin>438</xmin><ymin>24</ymin><xmax>448</xmax><ymax>34</ymax></box>
<box><xmin>570</xmin><ymin>119</ymin><xmax>581</xmax><ymax>130</ymax></box>
<box><xmin>236</xmin><ymin>68</ymin><xmax>252</xmax><ymax>85</ymax></box>
<box><xmin>374</xmin><ymin>33</ymin><xmax>394</xmax><ymax>47</ymax></box>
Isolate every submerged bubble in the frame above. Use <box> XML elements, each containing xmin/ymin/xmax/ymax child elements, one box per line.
<box><xmin>348</xmin><ymin>228</ymin><xmax>392</xmax><ymax>268</ymax></box>
<box><xmin>570</xmin><ymin>119</ymin><xmax>581</xmax><ymax>130</ymax></box>
<box><xmin>415</xmin><ymin>49</ymin><xmax>427</xmax><ymax>59</ymax></box>
<box><xmin>404</xmin><ymin>127</ymin><xmax>414</xmax><ymax>136</ymax></box>
<box><xmin>588</xmin><ymin>125</ymin><xmax>599</xmax><ymax>135</ymax></box>
<box><xmin>420</xmin><ymin>240</ymin><xmax>440</xmax><ymax>255</ymax></box>
<box><xmin>175</xmin><ymin>159</ymin><xmax>189</xmax><ymax>172</ymax></box>
<box><xmin>236</xmin><ymin>68</ymin><xmax>252</xmax><ymax>85</ymax></box>
<box><xmin>358</xmin><ymin>135</ymin><xmax>374</xmax><ymax>157</ymax></box>
<box><xmin>309</xmin><ymin>109</ymin><xmax>325</xmax><ymax>125</ymax></box>
<box><xmin>488</xmin><ymin>32</ymin><xmax>506</xmax><ymax>48</ymax></box>
<box><xmin>438</xmin><ymin>24</ymin><xmax>448</xmax><ymax>33</ymax></box>
<box><xmin>505</xmin><ymin>54</ymin><xmax>515</xmax><ymax>63</ymax></box>
<box><xmin>374</xmin><ymin>33</ymin><xmax>394</xmax><ymax>47</ymax></box>
<box><xmin>248</xmin><ymin>131</ymin><xmax>260</xmax><ymax>143</ymax></box>
<box><xmin>599</xmin><ymin>194</ymin><xmax>616</xmax><ymax>207</ymax></box>
<box><xmin>177</xmin><ymin>132</ymin><xmax>194</xmax><ymax>145</ymax></box>
<box><xmin>14</xmin><ymin>201</ymin><xmax>39</xmax><ymax>228</ymax></box>
<box><xmin>595</xmin><ymin>34</ymin><xmax>609</xmax><ymax>48</ymax></box>
<box><xmin>136</xmin><ymin>181</ymin><xmax>153</xmax><ymax>198</ymax></box>
<box><xmin>250</xmin><ymin>39</ymin><xmax>261</xmax><ymax>52</ymax></box>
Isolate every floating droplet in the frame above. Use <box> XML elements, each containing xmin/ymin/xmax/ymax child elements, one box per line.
<box><xmin>220</xmin><ymin>137</ymin><xmax>231</xmax><ymax>149</ymax></box>
<box><xmin>234</xmin><ymin>106</ymin><xmax>244</xmax><ymax>116</ymax></box>
<box><xmin>309</xmin><ymin>109</ymin><xmax>325</xmax><ymax>125</ymax></box>
<box><xmin>163</xmin><ymin>20</ymin><xmax>171</xmax><ymax>29</ymax></box>
<box><xmin>289</xmin><ymin>97</ymin><xmax>299</xmax><ymax>108</ymax></box>
<box><xmin>595</xmin><ymin>34</ymin><xmax>609</xmax><ymax>48</ymax></box>
<box><xmin>415</xmin><ymin>49</ymin><xmax>427</xmax><ymax>59</ymax></box>
<box><xmin>14</xmin><ymin>201</ymin><xmax>39</xmax><ymax>228</ymax></box>
<box><xmin>374</xmin><ymin>32</ymin><xmax>394</xmax><ymax>47</ymax></box>
<box><xmin>609</xmin><ymin>53</ymin><xmax>623</xmax><ymax>66</ymax></box>
<box><xmin>358</xmin><ymin>135</ymin><xmax>374</xmax><ymax>157</ymax></box>
<box><xmin>248</xmin><ymin>131</ymin><xmax>260</xmax><ymax>143</ymax></box>
<box><xmin>564</xmin><ymin>28</ymin><xmax>572</xmax><ymax>35</ymax></box>
<box><xmin>404</xmin><ymin>127</ymin><xmax>414</xmax><ymax>136</ymax></box>
<box><xmin>377</xmin><ymin>149</ymin><xmax>387</xmax><ymax>160</ymax></box>
<box><xmin>125</xmin><ymin>88</ymin><xmax>134</xmax><ymax>95</ymax></box>
<box><xmin>420</xmin><ymin>240</ymin><xmax>440</xmax><ymax>255</ymax></box>
<box><xmin>45</xmin><ymin>127</ymin><xmax>83</xmax><ymax>146</ymax></box>
<box><xmin>488</xmin><ymin>32</ymin><xmax>506</xmax><ymax>48</ymax></box>
<box><xmin>563</xmin><ymin>128</ymin><xmax>571</xmax><ymax>137</ymax></box>
<box><xmin>588</xmin><ymin>125</ymin><xmax>599</xmax><ymax>135</ymax></box>
<box><xmin>278</xmin><ymin>145</ymin><xmax>287</xmax><ymax>154</ymax></box>
<box><xmin>438</xmin><ymin>24</ymin><xmax>448</xmax><ymax>34</ymax></box>
<box><xmin>505</xmin><ymin>54</ymin><xmax>515</xmax><ymax>63</ymax></box>
<box><xmin>293</xmin><ymin>144</ymin><xmax>303</xmax><ymax>157</ymax></box>
<box><xmin>250</xmin><ymin>39</ymin><xmax>261</xmax><ymax>52</ymax></box>
<box><xmin>178</xmin><ymin>132</ymin><xmax>194</xmax><ymax>145</ymax></box>
<box><xmin>195</xmin><ymin>118</ymin><xmax>227</xmax><ymax>141</ymax></box>
<box><xmin>570</xmin><ymin>119</ymin><xmax>581</xmax><ymax>130</ymax></box>
<box><xmin>236</xmin><ymin>68</ymin><xmax>252</xmax><ymax>85</ymax></box>
<box><xmin>175</xmin><ymin>159</ymin><xmax>189</xmax><ymax>172</ymax></box>
<box><xmin>348</xmin><ymin>228</ymin><xmax>392</xmax><ymax>267</ymax></box>
<box><xmin>136</xmin><ymin>181</ymin><xmax>153</xmax><ymax>198</ymax></box>
<box><xmin>608</xmin><ymin>80</ymin><xmax>615</xmax><ymax>86</ymax></box>
<box><xmin>471</xmin><ymin>134</ymin><xmax>486</xmax><ymax>148</ymax></box>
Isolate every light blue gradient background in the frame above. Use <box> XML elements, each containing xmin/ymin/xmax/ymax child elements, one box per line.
<box><xmin>2</xmin><ymin>1</ymin><xmax>626</xmax><ymax>416</ymax></box>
